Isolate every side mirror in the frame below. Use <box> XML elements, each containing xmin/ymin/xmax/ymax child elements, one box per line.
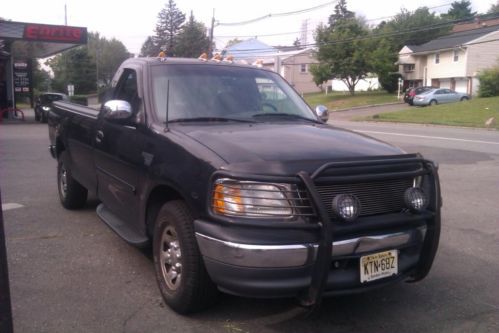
<box><xmin>315</xmin><ymin>105</ymin><xmax>329</xmax><ymax>123</ymax></box>
<box><xmin>102</xmin><ymin>100</ymin><xmax>133</xmax><ymax>121</ymax></box>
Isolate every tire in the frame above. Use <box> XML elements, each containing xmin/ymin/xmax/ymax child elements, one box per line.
<box><xmin>153</xmin><ymin>200</ymin><xmax>218</xmax><ymax>314</ymax></box>
<box><xmin>429</xmin><ymin>100</ymin><xmax>437</xmax><ymax>106</ymax></box>
<box><xmin>57</xmin><ymin>151</ymin><xmax>88</xmax><ymax>209</ymax></box>
<box><xmin>460</xmin><ymin>97</ymin><xmax>469</xmax><ymax>101</ymax></box>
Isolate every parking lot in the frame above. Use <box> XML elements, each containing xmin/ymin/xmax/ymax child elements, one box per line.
<box><xmin>1</xmin><ymin>112</ymin><xmax>499</xmax><ymax>332</ymax></box>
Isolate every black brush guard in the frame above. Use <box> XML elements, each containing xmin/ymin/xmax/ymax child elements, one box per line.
<box><xmin>211</xmin><ymin>153</ymin><xmax>441</xmax><ymax>308</ymax></box>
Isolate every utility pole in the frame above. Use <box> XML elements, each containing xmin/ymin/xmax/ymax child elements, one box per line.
<box><xmin>64</xmin><ymin>3</ymin><xmax>67</xmax><ymax>25</ymax></box>
<box><xmin>208</xmin><ymin>9</ymin><xmax>215</xmax><ymax>57</ymax></box>
<box><xmin>96</xmin><ymin>46</ymin><xmax>100</xmax><ymax>90</ymax></box>
<box><xmin>0</xmin><ymin>190</ymin><xmax>13</xmax><ymax>333</ymax></box>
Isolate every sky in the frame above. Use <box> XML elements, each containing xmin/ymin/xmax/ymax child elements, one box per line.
<box><xmin>2</xmin><ymin>0</ymin><xmax>497</xmax><ymax>55</ymax></box>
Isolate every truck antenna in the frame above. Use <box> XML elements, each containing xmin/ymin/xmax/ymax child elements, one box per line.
<box><xmin>164</xmin><ymin>80</ymin><xmax>170</xmax><ymax>132</ymax></box>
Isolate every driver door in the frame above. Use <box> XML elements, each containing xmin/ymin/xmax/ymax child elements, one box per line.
<box><xmin>94</xmin><ymin>69</ymin><xmax>144</xmax><ymax>225</ymax></box>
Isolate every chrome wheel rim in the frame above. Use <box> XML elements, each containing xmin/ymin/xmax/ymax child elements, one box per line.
<box><xmin>59</xmin><ymin>166</ymin><xmax>68</xmax><ymax>198</ymax></box>
<box><xmin>160</xmin><ymin>225</ymin><xmax>182</xmax><ymax>290</ymax></box>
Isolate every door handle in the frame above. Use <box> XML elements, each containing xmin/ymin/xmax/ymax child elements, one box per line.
<box><xmin>96</xmin><ymin>130</ymin><xmax>104</xmax><ymax>143</ymax></box>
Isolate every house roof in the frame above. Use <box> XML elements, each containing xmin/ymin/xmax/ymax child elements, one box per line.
<box><xmin>405</xmin><ymin>25</ymin><xmax>499</xmax><ymax>54</ymax></box>
<box><xmin>224</xmin><ymin>39</ymin><xmax>276</xmax><ymax>60</ymax></box>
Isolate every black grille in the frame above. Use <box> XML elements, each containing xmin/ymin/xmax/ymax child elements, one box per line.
<box><xmin>316</xmin><ymin>178</ymin><xmax>413</xmax><ymax>218</ymax></box>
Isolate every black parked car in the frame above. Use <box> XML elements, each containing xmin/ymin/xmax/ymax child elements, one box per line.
<box><xmin>35</xmin><ymin>93</ymin><xmax>68</xmax><ymax>122</ymax></box>
<box><xmin>404</xmin><ymin>86</ymin><xmax>432</xmax><ymax>105</ymax></box>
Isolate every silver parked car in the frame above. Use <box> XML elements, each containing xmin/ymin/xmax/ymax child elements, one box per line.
<box><xmin>413</xmin><ymin>88</ymin><xmax>470</xmax><ymax>106</ymax></box>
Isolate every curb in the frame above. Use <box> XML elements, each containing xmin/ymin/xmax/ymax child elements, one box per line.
<box><xmin>332</xmin><ymin>101</ymin><xmax>405</xmax><ymax>112</ymax></box>
<box><xmin>340</xmin><ymin>119</ymin><xmax>498</xmax><ymax>132</ymax></box>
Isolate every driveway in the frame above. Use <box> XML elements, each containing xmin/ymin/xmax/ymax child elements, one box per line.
<box><xmin>331</xmin><ymin>103</ymin><xmax>412</xmax><ymax>121</ymax></box>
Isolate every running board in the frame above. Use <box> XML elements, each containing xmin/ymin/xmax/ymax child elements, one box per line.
<box><xmin>96</xmin><ymin>204</ymin><xmax>149</xmax><ymax>247</ymax></box>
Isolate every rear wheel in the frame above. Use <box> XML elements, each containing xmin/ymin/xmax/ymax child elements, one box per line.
<box><xmin>57</xmin><ymin>151</ymin><xmax>88</xmax><ymax>209</ymax></box>
<box><xmin>153</xmin><ymin>200</ymin><xmax>218</xmax><ymax>314</ymax></box>
<box><xmin>429</xmin><ymin>100</ymin><xmax>437</xmax><ymax>106</ymax></box>
<box><xmin>460</xmin><ymin>97</ymin><xmax>469</xmax><ymax>101</ymax></box>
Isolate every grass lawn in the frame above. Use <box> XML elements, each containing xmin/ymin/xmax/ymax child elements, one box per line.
<box><xmin>304</xmin><ymin>90</ymin><xmax>399</xmax><ymax>111</ymax></box>
<box><xmin>359</xmin><ymin>96</ymin><xmax>499</xmax><ymax>129</ymax></box>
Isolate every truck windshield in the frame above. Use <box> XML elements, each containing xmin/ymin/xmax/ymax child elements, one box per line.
<box><xmin>151</xmin><ymin>64</ymin><xmax>317</xmax><ymax>123</ymax></box>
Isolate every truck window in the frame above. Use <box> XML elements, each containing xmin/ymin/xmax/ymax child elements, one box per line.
<box><xmin>115</xmin><ymin>69</ymin><xmax>139</xmax><ymax>112</ymax></box>
<box><xmin>151</xmin><ymin>64</ymin><xmax>314</xmax><ymax>123</ymax></box>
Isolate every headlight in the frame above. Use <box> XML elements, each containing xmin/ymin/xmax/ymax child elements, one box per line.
<box><xmin>212</xmin><ymin>179</ymin><xmax>294</xmax><ymax>218</ymax></box>
<box><xmin>404</xmin><ymin>187</ymin><xmax>428</xmax><ymax>213</ymax></box>
<box><xmin>332</xmin><ymin>194</ymin><xmax>360</xmax><ymax>222</ymax></box>
<box><xmin>42</xmin><ymin>106</ymin><xmax>51</xmax><ymax>111</ymax></box>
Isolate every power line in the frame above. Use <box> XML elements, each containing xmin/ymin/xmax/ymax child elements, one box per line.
<box><xmin>216</xmin><ymin>1</ymin><xmax>337</xmax><ymax>26</ymax></box>
<box><xmin>218</xmin><ymin>15</ymin><xmax>499</xmax><ymax>55</ymax></box>
<box><xmin>215</xmin><ymin>2</ymin><xmax>455</xmax><ymax>39</ymax></box>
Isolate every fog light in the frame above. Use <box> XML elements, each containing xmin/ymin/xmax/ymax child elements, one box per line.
<box><xmin>404</xmin><ymin>187</ymin><xmax>428</xmax><ymax>212</ymax></box>
<box><xmin>332</xmin><ymin>194</ymin><xmax>360</xmax><ymax>222</ymax></box>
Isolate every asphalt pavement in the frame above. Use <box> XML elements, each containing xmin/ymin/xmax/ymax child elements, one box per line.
<box><xmin>1</xmin><ymin>110</ymin><xmax>499</xmax><ymax>332</ymax></box>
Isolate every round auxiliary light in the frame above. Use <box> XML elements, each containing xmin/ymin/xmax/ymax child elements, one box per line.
<box><xmin>404</xmin><ymin>187</ymin><xmax>428</xmax><ymax>213</ymax></box>
<box><xmin>332</xmin><ymin>194</ymin><xmax>360</xmax><ymax>222</ymax></box>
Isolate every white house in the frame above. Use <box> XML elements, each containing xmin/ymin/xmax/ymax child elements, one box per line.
<box><xmin>397</xmin><ymin>24</ymin><xmax>499</xmax><ymax>96</ymax></box>
<box><xmin>224</xmin><ymin>40</ymin><xmax>321</xmax><ymax>94</ymax></box>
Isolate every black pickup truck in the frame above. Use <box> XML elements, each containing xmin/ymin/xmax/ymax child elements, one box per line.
<box><xmin>48</xmin><ymin>57</ymin><xmax>441</xmax><ymax>314</ymax></box>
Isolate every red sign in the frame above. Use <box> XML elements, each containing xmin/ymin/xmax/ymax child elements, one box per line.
<box><xmin>23</xmin><ymin>24</ymin><xmax>87</xmax><ymax>43</ymax></box>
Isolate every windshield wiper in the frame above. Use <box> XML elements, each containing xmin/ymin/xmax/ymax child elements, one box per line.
<box><xmin>168</xmin><ymin>117</ymin><xmax>255</xmax><ymax>123</ymax></box>
<box><xmin>252</xmin><ymin>113</ymin><xmax>320</xmax><ymax>123</ymax></box>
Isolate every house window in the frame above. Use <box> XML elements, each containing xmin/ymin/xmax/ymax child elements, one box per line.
<box><xmin>453</xmin><ymin>49</ymin><xmax>459</xmax><ymax>62</ymax></box>
<box><xmin>300</xmin><ymin>64</ymin><xmax>308</xmax><ymax>73</ymax></box>
<box><xmin>435</xmin><ymin>53</ymin><xmax>440</xmax><ymax>64</ymax></box>
<box><xmin>403</xmin><ymin>64</ymin><xmax>415</xmax><ymax>72</ymax></box>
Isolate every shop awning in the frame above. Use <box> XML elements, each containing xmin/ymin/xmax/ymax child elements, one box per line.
<box><xmin>0</xmin><ymin>20</ymin><xmax>87</xmax><ymax>58</ymax></box>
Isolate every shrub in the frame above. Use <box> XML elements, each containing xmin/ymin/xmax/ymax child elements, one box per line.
<box><xmin>378</xmin><ymin>73</ymin><xmax>402</xmax><ymax>93</ymax></box>
<box><xmin>70</xmin><ymin>95</ymin><xmax>88</xmax><ymax>106</ymax></box>
<box><xmin>478</xmin><ymin>66</ymin><xmax>499</xmax><ymax>97</ymax></box>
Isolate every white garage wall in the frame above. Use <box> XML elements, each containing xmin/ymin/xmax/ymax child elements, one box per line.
<box><xmin>331</xmin><ymin>78</ymin><xmax>380</xmax><ymax>92</ymax></box>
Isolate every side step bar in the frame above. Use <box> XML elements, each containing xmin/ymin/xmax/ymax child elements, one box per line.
<box><xmin>96</xmin><ymin>204</ymin><xmax>149</xmax><ymax>247</ymax></box>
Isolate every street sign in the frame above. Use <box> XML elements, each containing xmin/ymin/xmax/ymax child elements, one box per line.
<box><xmin>13</xmin><ymin>60</ymin><xmax>31</xmax><ymax>93</ymax></box>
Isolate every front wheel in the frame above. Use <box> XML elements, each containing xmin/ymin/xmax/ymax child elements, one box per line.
<box><xmin>57</xmin><ymin>151</ymin><xmax>88</xmax><ymax>209</ymax></box>
<box><xmin>153</xmin><ymin>200</ymin><xmax>218</xmax><ymax>314</ymax></box>
<box><xmin>460</xmin><ymin>97</ymin><xmax>469</xmax><ymax>101</ymax></box>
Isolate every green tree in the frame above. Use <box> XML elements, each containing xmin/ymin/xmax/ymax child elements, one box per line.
<box><xmin>174</xmin><ymin>12</ymin><xmax>210</xmax><ymax>58</ymax></box>
<box><xmin>369</xmin><ymin>38</ymin><xmax>399</xmax><ymax>93</ymax></box>
<box><xmin>87</xmin><ymin>32</ymin><xmax>130</xmax><ymax>87</ymax></box>
<box><xmin>140</xmin><ymin>36</ymin><xmax>160</xmax><ymax>57</ymax></box>
<box><xmin>369</xmin><ymin>7</ymin><xmax>449</xmax><ymax>91</ymax></box>
<box><xmin>154</xmin><ymin>0</ymin><xmax>186</xmax><ymax>54</ymax></box>
<box><xmin>32</xmin><ymin>61</ymin><xmax>51</xmax><ymax>93</ymax></box>
<box><xmin>442</xmin><ymin>1</ymin><xmax>476</xmax><ymax>20</ymax></box>
<box><xmin>309</xmin><ymin>63</ymin><xmax>331</xmax><ymax>91</ymax></box>
<box><xmin>47</xmin><ymin>47</ymin><xmax>96</xmax><ymax>94</ymax></box>
<box><xmin>478</xmin><ymin>64</ymin><xmax>499</xmax><ymax>97</ymax></box>
<box><xmin>375</xmin><ymin>7</ymin><xmax>449</xmax><ymax>52</ymax></box>
<box><xmin>488</xmin><ymin>2</ymin><xmax>499</xmax><ymax>14</ymax></box>
<box><xmin>315</xmin><ymin>1</ymin><xmax>372</xmax><ymax>95</ymax></box>
<box><xmin>328</xmin><ymin>0</ymin><xmax>354</xmax><ymax>26</ymax></box>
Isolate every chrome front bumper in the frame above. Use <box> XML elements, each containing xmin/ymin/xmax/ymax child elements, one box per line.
<box><xmin>196</xmin><ymin>226</ymin><xmax>427</xmax><ymax>268</ymax></box>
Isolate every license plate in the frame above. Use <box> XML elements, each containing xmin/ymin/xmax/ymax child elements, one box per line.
<box><xmin>360</xmin><ymin>250</ymin><xmax>398</xmax><ymax>283</ymax></box>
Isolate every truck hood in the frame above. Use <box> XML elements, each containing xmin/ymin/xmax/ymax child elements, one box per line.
<box><xmin>173</xmin><ymin>122</ymin><xmax>404</xmax><ymax>174</ymax></box>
